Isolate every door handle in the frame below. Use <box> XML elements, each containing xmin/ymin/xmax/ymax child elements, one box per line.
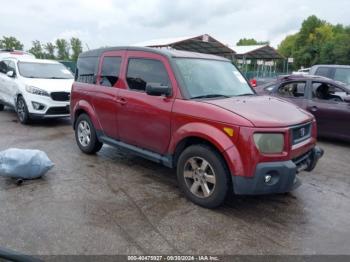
<box><xmin>310</xmin><ymin>106</ymin><xmax>318</xmax><ymax>112</ymax></box>
<box><xmin>116</xmin><ymin>97</ymin><xmax>127</xmax><ymax>105</ymax></box>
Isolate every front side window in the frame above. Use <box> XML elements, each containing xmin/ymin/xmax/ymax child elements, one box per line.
<box><xmin>174</xmin><ymin>58</ymin><xmax>253</xmax><ymax>99</ymax></box>
<box><xmin>18</xmin><ymin>62</ymin><xmax>73</xmax><ymax>79</ymax></box>
<box><xmin>334</xmin><ymin>68</ymin><xmax>350</xmax><ymax>85</ymax></box>
<box><xmin>100</xmin><ymin>56</ymin><xmax>122</xmax><ymax>87</ymax></box>
<box><xmin>126</xmin><ymin>58</ymin><xmax>171</xmax><ymax>92</ymax></box>
<box><xmin>278</xmin><ymin>82</ymin><xmax>306</xmax><ymax>98</ymax></box>
<box><xmin>6</xmin><ymin>61</ymin><xmax>16</xmax><ymax>73</ymax></box>
<box><xmin>312</xmin><ymin>82</ymin><xmax>348</xmax><ymax>102</ymax></box>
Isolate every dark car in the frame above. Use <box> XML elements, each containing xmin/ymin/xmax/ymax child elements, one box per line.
<box><xmin>309</xmin><ymin>64</ymin><xmax>350</xmax><ymax>85</ymax></box>
<box><xmin>256</xmin><ymin>74</ymin><xmax>350</xmax><ymax>141</ymax></box>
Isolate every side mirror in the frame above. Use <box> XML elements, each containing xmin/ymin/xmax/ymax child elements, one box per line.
<box><xmin>146</xmin><ymin>83</ymin><xmax>171</xmax><ymax>97</ymax></box>
<box><xmin>6</xmin><ymin>70</ymin><xmax>15</xmax><ymax>78</ymax></box>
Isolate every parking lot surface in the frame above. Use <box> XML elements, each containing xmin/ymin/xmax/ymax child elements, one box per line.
<box><xmin>0</xmin><ymin>108</ymin><xmax>349</xmax><ymax>255</ymax></box>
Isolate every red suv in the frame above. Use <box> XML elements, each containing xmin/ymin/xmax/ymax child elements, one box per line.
<box><xmin>71</xmin><ymin>47</ymin><xmax>323</xmax><ymax>208</ymax></box>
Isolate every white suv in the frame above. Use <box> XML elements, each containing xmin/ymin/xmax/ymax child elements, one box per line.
<box><xmin>0</xmin><ymin>57</ymin><xmax>74</xmax><ymax>124</ymax></box>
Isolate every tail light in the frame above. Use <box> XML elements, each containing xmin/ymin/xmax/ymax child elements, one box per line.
<box><xmin>249</xmin><ymin>79</ymin><xmax>257</xmax><ymax>88</ymax></box>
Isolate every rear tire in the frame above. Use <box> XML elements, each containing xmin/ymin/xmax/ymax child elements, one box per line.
<box><xmin>177</xmin><ymin>144</ymin><xmax>229</xmax><ymax>208</ymax></box>
<box><xmin>75</xmin><ymin>114</ymin><xmax>103</xmax><ymax>154</ymax></box>
<box><xmin>16</xmin><ymin>96</ymin><xmax>30</xmax><ymax>124</ymax></box>
<box><xmin>0</xmin><ymin>104</ymin><xmax>4</xmax><ymax>111</ymax></box>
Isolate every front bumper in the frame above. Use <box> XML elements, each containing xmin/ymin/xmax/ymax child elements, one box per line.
<box><xmin>23</xmin><ymin>93</ymin><xmax>70</xmax><ymax>118</ymax></box>
<box><xmin>232</xmin><ymin>146</ymin><xmax>324</xmax><ymax>195</ymax></box>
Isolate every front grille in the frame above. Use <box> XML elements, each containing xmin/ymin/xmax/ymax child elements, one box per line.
<box><xmin>292</xmin><ymin>150</ymin><xmax>312</xmax><ymax>172</ymax></box>
<box><xmin>291</xmin><ymin>122</ymin><xmax>312</xmax><ymax>145</ymax></box>
<box><xmin>51</xmin><ymin>92</ymin><xmax>70</xmax><ymax>101</ymax></box>
<box><xmin>46</xmin><ymin>106</ymin><xmax>70</xmax><ymax>115</ymax></box>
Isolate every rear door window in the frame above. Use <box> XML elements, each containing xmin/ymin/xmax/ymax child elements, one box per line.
<box><xmin>312</xmin><ymin>82</ymin><xmax>348</xmax><ymax>102</ymax></box>
<box><xmin>0</xmin><ymin>61</ymin><xmax>8</xmax><ymax>74</ymax></box>
<box><xmin>100</xmin><ymin>56</ymin><xmax>122</xmax><ymax>87</ymax></box>
<box><xmin>315</xmin><ymin>67</ymin><xmax>332</xmax><ymax>78</ymax></box>
<box><xmin>126</xmin><ymin>58</ymin><xmax>171</xmax><ymax>92</ymax></box>
<box><xmin>278</xmin><ymin>82</ymin><xmax>306</xmax><ymax>98</ymax></box>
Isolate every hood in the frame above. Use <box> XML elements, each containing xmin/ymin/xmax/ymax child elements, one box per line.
<box><xmin>22</xmin><ymin>78</ymin><xmax>74</xmax><ymax>93</ymax></box>
<box><xmin>203</xmin><ymin>95</ymin><xmax>313</xmax><ymax>127</ymax></box>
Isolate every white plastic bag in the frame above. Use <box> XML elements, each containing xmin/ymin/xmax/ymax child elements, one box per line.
<box><xmin>0</xmin><ymin>148</ymin><xmax>54</xmax><ymax>179</ymax></box>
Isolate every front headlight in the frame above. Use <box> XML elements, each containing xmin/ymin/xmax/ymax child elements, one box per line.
<box><xmin>253</xmin><ymin>133</ymin><xmax>284</xmax><ymax>154</ymax></box>
<box><xmin>25</xmin><ymin>85</ymin><xmax>50</xmax><ymax>97</ymax></box>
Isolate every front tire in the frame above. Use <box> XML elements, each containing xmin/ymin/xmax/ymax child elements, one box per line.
<box><xmin>75</xmin><ymin>114</ymin><xmax>103</xmax><ymax>154</ymax></box>
<box><xmin>16</xmin><ymin>96</ymin><xmax>30</xmax><ymax>124</ymax></box>
<box><xmin>0</xmin><ymin>104</ymin><xmax>4</xmax><ymax>111</ymax></box>
<box><xmin>177</xmin><ymin>144</ymin><xmax>230</xmax><ymax>208</ymax></box>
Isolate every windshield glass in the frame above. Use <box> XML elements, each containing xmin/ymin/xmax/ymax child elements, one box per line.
<box><xmin>334</xmin><ymin>68</ymin><xmax>350</xmax><ymax>85</ymax></box>
<box><xmin>18</xmin><ymin>62</ymin><xmax>74</xmax><ymax>79</ymax></box>
<box><xmin>174</xmin><ymin>58</ymin><xmax>254</xmax><ymax>98</ymax></box>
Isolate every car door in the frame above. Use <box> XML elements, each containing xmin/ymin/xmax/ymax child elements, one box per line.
<box><xmin>307</xmin><ymin>81</ymin><xmax>350</xmax><ymax>138</ymax></box>
<box><xmin>0</xmin><ymin>61</ymin><xmax>8</xmax><ymax>103</ymax></box>
<box><xmin>273</xmin><ymin>80</ymin><xmax>308</xmax><ymax>109</ymax></box>
<box><xmin>4</xmin><ymin>60</ymin><xmax>19</xmax><ymax>106</ymax></box>
<box><xmin>117</xmin><ymin>51</ymin><xmax>175</xmax><ymax>154</ymax></box>
<box><xmin>92</xmin><ymin>51</ymin><xmax>124</xmax><ymax>139</ymax></box>
<box><xmin>0</xmin><ymin>60</ymin><xmax>17</xmax><ymax>106</ymax></box>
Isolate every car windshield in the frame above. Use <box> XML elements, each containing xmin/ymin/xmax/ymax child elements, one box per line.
<box><xmin>334</xmin><ymin>68</ymin><xmax>350</xmax><ymax>85</ymax></box>
<box><xmin>18</xmin><ymin>62</ymin><xmax>74</xmax><ymax>79</ymax></box>
<box><xmin>174</xmin><ymin>58</ymin><xmax>254</xmax><ymax>99</ymax></box>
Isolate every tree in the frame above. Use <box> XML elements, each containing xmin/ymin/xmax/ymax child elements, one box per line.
<box><xmin>70</xmin><ymin>37</ymin><xmax>82</xmax><ymax>61</ymax></box>
<box><xmin>278</xmin><ymin>34</ymin><xmax>297</xmax><ymax>58</ymax></box>
<box><xmin>0</xmin><ymin>36</ymin><xmax>24</xmax><ymax>50</ymax></box>
<box><xmin>55</xmin><ymin>39</ymin><xmax>70</xmax><ymax>60</ymax></box>
<box><xmin>44</xmin><ymin>42</ymin><xmax>56</xmax><ymax>59</ymax></box>
<box><xmin>236</xmin><ymin>38</ymin><xmax>269</xmax><ymax>46</ymax></box>
<box><xmin>29</xmin><ymin>40</ymin><xmax>44</xmax><ymax>58</ymax></box>
<box><xmin>278</xmin><ymin>15</ymin><xmax>350</xmax><ymax>68</ymax></box>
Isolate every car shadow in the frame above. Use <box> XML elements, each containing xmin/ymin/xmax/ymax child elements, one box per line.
<box><xmin>2</xmin><ymin>106</ymin><xmax>71</xmax><ymax>127</ymax></box>
<box><xmin>318</xmin><ymin>136</ymin><xmax>350</xmax><ymax>147</ymax></box>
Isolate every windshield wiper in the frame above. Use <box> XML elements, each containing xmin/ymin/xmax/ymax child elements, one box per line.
<box><xmin>236</xmin><ymin>93</ymin><xmax>255</xmax><ymax>96</ymax></box>
<box><xmin>191</xmin><ymin>94</ymin><xmax>231</xmax><ymax>99</ymax></box>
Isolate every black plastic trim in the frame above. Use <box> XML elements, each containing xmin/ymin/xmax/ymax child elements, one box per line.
<box><xmin>97</xmin><ymin>133</ymin><xmax>173</xmax><ymax>168</ymax></box>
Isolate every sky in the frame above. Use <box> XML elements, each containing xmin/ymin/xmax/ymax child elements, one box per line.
<box><xmin>0</xmin><ymin>0</ymin><xmax>349</xmax><ymax>51</ymax></box>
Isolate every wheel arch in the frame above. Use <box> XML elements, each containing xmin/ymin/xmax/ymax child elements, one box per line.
<box><xmin>72</xmin><ymin>100</ymin><xmax>102</xmax><ymax>131</ymax></box>
<box><xmin>170</xmin><ymin>123</ymin><xmax>240</xmax><ymax>177</ymax></box>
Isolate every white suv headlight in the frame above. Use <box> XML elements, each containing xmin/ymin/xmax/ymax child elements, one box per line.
<box><xmin>25</xmin><ymin>85</ymin><xmax>50</xmax><ymax>97</ymax></box>
<box><xmin>253</xmin><ymin>133</ymin><xmax>284</xmax><ymax>154</ymax></box>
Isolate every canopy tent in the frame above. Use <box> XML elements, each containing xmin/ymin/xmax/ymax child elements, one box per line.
<box><xmin>233</xmin><ymin>45</ymin><xmax>284</xmax><ymax>60</ymax></box>
<box><xmin>231</xmin><ymin>45</ymin><xmax>285</xmax><ymax>79</ymax></box>
<box><xmin>134</xmin><ymin>34</ymin><xmax>236</xmax><ymax>60</ymax></box>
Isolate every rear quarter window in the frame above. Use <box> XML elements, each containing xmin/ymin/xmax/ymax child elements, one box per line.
<box><xmin>76</xmin><ymin>56</ymin><xmax>98</xmax><ymax>84</ymax></box>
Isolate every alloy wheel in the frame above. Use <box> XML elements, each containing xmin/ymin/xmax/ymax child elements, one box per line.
<box><xmin>77</xmin><ymin>120</ymin><xmax>91</xmax><ymax>147</ymax></box>
<box><xmin>183</xmin><ymin>156</ymin><xmax>216</xmax><ymax>198</ymax></box>
<box><xmin>17</xmin><ymin>99</ymin><xmax>26</xmax><ymax>122</ymax></box>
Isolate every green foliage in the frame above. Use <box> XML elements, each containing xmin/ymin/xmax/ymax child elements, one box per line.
<box><xmin>29</xmin><ymin>40</ymin><xmax>45</xmax><ymax>59</ymax></box>
<box><xmin>0</xmin><ymin>36</ymin><xmax>24</xmax><ymax>50</ymax></box>
<box><xmin>1</xmin><ymin>35</ymin><xmax>83</xmax><ymax>62</ymax></box>
<box><xmin>44</xmin><ymin>42</ymin><xmax>56</xmax><ymax>59</ymax></box>
<box><xmin>236</xmin><ymin>38</ymin><xmax>269</xmax><ymax>46</ymax></box>
<box><xmin>278</xmin><ymin>15</ymin><xmax>350</xmax><ymax>68</ymax></box>
<box><xmin>56</xmin><ymin>39</ymin><xmax>70</xmax><ymax>60</ymax></box>
<box><xmin>70</xmin><ymin>37</ymin><xmax>83</xmax><ymax>62</ymax></box>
